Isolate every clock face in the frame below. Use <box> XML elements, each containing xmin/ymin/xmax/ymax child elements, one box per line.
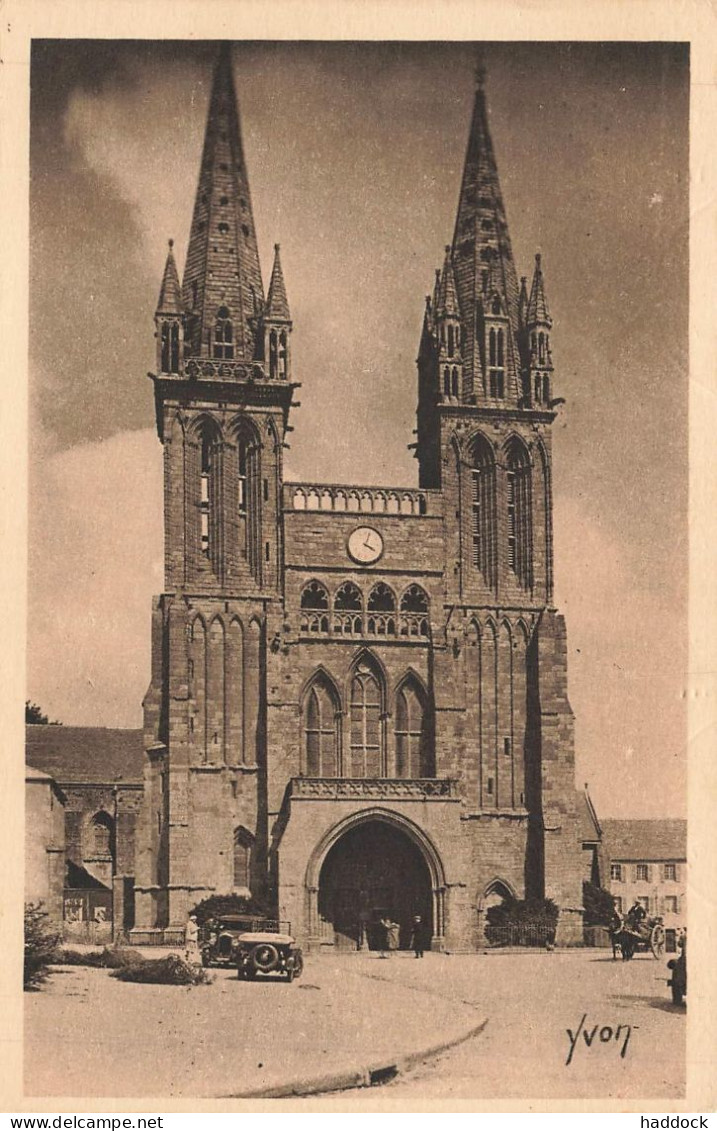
<box><xmin>347</xmin><ymin>526</ymin><xmax>384</xmax><ymax>565</ymax></box>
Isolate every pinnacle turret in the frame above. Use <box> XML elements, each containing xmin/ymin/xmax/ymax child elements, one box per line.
<box><xmin>435</xmin><ymin>246</ymin><xmax>461</xmax><ymax>319</ymax></box>
<box><xmin>266</xmin><ymin>244</ymin><xmax>291</xmax><ymax>322</ymax></box>
<box><xmin>156</xmin><ymin>239</ymin><xmax>183</xmax><ymax>316</ymax></box>
<box><xmin>526</xmin><ymin>253</ymin><xmax>551</xmax><ymax>327</ymax></box>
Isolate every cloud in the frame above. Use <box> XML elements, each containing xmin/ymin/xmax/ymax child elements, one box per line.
<box><xmin>28</xmin><ymin>429</ymin><xmax>163</xmax><ymax>727</ymax></box>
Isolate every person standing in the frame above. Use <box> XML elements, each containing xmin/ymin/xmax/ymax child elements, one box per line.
<box><xmin>410</xmin><ymin>915</ymin><xmax>426</xmax><ymax>958</ymax></box>
<box><xmin>386</xmin><ymin>917</ymin><xmax>400</xmax><ymax>955</ymax></box>
<box><xmin>184</xmin><ymin>913</ymin><xmax>201</xmax><ymax>966</ymax></box>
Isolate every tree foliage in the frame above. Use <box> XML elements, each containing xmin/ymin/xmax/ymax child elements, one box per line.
<box><xmin>25</xmin><ymin>701</ymin><xmax>61</xmax><ymax>725</ymax></box>
<box><xmin>189</xmin><ymin>892</ymin><xmax>272</xmax><ymax>927</ymax></box>
<box><xmin>24</xmin><ymin>902</ymin><xmax>61</xmax><ymax>990</ymax></box>
<box><xmin>582</xmin><ymin>880</ymin><xmax>616</xmax><ymax>927</ymax></box>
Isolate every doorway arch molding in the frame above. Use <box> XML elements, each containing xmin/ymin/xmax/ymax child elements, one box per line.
<box><xmin>304</xmin><ymin>807</ymin><xmax>447</xmax><ymax>943</ymax></box>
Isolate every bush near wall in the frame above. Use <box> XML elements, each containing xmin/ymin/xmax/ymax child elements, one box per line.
<box><xmin>485</xmin><ymin>897</ymin><xmax>559</xmax><ymax>947</ymax></box>
<box><xmin>24</xmin><ymin>903</ymin><xmax>61</xmax><ymax>991</ymax></box>
<box><xmin>189</xmin><ymin>893</ymin><xmax>272</xmax><ymax>927</ymax></box>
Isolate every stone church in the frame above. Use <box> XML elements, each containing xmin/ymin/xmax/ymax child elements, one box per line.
<box><xmin>133</xmin><ymin>45</ymin><xmax>584</xmax><ymax>950</ymax></box>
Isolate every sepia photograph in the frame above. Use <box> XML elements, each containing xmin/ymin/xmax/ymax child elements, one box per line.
<box><xmin>17</xmin><ymin>30</ymin><xmax>697</xmax><ymax>1107</ymax></box>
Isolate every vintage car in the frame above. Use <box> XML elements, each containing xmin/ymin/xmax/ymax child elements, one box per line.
<box><xmin>199</xmin><ymin>914</ymin><xmax>287</xmax><ymax>968</ymax></box>
<box><xmin>666</xmin><ymin>934</ymin><xmax>687</xmax><ymax>1005</ymax></box>
<box><xmin>235</xmin><ymin>930</ymin><xmax>304</xmax><ymax>982</ymax></box>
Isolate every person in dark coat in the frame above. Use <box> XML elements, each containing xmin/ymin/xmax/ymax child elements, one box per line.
<box><xmin>409</xmin><ymin>914</ymin><xmax>427</xmax><ymax>958</ymax></box>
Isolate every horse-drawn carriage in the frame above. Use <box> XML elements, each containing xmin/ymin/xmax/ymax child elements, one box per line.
<box><xmin>607</xmin><ymin>913</ymin><xmax>666</xmax><ymax>960</ymax></box>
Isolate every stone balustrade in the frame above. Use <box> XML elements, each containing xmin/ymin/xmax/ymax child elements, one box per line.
<box><xmin>289</xmin><ymin>777</ymin><xmax>458</xmax><ymax>800</ymax></box>
<box><xmin>288</xmin><ymin>483</ymin><xmax>427</xmax><ymax>516</ymax></box>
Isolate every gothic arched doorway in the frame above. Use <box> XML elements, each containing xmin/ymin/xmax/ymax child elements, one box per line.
<box><xmin>317</xmin><ymin>819</ymin><xmax>433</xmax><ymax>951</ymax></box>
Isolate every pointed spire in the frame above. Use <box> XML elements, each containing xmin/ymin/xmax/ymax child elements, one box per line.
<box><xmin>526</xmin><ymin>253</ymin><xmax>552</xmax><ymax>326</ymax></box>
<box><xmin>182</xmin><ymin>43</ymin><xmax>265</xmax><ymax>360</ymax></box>
<box><xmin>436</xmin><ymin>245</ymin><xmax>460</xmax><ymax>318</ymax></box>
<box><xmin>451</xmin><ymin>66</ymin><xmax>521</xmax><ymax>398</ymax></box>
<box><xmin>266</xmin><ymin>244</ymin><xmax>291</xmax><ymax>321</ymax></box>
<box><xmin>156</xmin><ymin>239</ymin><xmax>183</xmax><ymax>315</ymax></box>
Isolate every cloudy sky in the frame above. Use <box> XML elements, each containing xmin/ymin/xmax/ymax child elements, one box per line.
<box><xmin>28</xmin><ymin>40</ymin><xmax>688</xmax><ymax>818</ymax></box>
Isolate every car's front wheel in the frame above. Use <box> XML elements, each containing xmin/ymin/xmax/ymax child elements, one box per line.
<box><xmin>251</xmin><ymin>943</ymin><xmax>279</xmax><ymax>974</ymax></box>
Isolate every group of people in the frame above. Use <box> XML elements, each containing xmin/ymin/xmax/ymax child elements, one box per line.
<box><xmin>377</xmin><ymin>914</ymin><xmax>429</xmax><ymax>958</ymax></box>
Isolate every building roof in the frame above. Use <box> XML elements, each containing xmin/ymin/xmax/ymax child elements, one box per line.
<box><xmin>601</xmin><ymin>819</ymin><xmax>686</xmax><ymax>862</ymax></box>
<box><xmin>25</xmin><ymin>726</ymin><xmax>144</xmax><ymax>785</ymax></box>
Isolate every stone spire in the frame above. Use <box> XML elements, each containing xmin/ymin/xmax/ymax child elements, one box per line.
<box><xmin>435</xmin><ymin>245</ymin><xmax>460</xmax><ymax>318</ymax></box>
<box><xmin>451</xmin><ymin>66</ymin><xmax>521</xmax><ymax>399</ymax></box>
<box><xmin>266</xmin><ymin>244</ymin><xmax>291</xmax><ymax>321</ymax></box>
<box><xmin>182</xmin><ymin>42</ymin><xmax>264</xmax><ymax>360</ymax></box>
<box><xmin>156</xmin><ymin>239</ymin><xmax>183</xmax><ymax>315</ymax></box>
<box><xmin>526</xmin><ymin>253</ymin><xmax>551</xmax><ymax>327</ymax></box>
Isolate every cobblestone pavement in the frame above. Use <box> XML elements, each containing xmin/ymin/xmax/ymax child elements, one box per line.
<box><xmin>341</xmin><ymin>949</ymin><xmax>686</xmax><ymax>1101</ymax></box>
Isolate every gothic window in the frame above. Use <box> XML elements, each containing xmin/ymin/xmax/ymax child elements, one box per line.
<box><xmin>200</xmin><ymin>433</ymin><xmax>212</xmax><ymax>557</ymax></box>
<box><xmin>488</xmin><ymin>328</ymin><xmax>505</xmax><ymax>398</ymax></box>
<box><xmin>542</xmin><ymin>373</ymin><xmax>549</xmax><ymax>403</ymax></box>
<box><xmin>333</xmin><ymin>582</ymin><xmax>363</xmax><ymax>635</ymax></box>
<box><xmin>269</xmin><ymin>330</ymin><xmax>278</xmax><ymax>378</ymax></box>
<box><xmin>213</xmin><ymin>306</ymin><xmax>234</xmax><ymax>359</ymax></box>
<box><xmin>447</xmin><ymin>324</ymin><xmax>454</xmax><ymax>356</ymax></box>
<box><xmin>538</xmin><ymin>332</ymin><xmax>545</xmax><ymax>364</ymax></box>
<box><xmin>233</xmin><ymin>827</ymin><xmax>254</xmax><ymax>889</ymax></box>
<box><xmin>471</xmin><ymin>435</ymin><xmax>496</xmax><ymax>587</ymax></box>
<box><xmin>367</xmin><ymin>583</ymin><xmax>396</xmax><ymax>636</ymax></box>
<box><xmin>304</xmin><ymin>676</ymin><xmax>340</xmax><ymax>776</ymax></box>
<box><xmin>443</xmin><ymin>368</ymin><xmax>451</xmax><ymax>397</ymax></box>
<box><xmin>399</xmin><ymin>585</ymin><xmax>429</xmax><ymax>637</ymax></box>
<box><xmin>506</xmin><ymin>440</ymin><xmax>532</xmax><ymax>589</ymax></box>
<box><xmin>278</xmin><ymin>331</ymin><xmax>288</xmax><ymax>378</ymax></box>
<box><xmin>300</xmin><ymin>581</ymin><xmax>330</xmax><ymax>634</ymax></box>
<box><xmin>160</xmin><ymin>321</ymin><xmax>180</xmax><ymax>374</ymax></box>
<box><xmin>534</xmin><ymin>374</ymin><xmax>541</xmax><ymax>403</ymax></box>
<box><xmin>237</xmin><ymin>438</ymin><xmax>248</xmax><ymax>559</ymax></box>
<box><xmin>394</xmin><ymin>679</ymin><xmax>430</xmax><ymax>778</ymax></box>
<box><xmin>89</xmin><ymin>812</ymin><xmax>114</xmax><ymax>859</ymax></box>
<box><xmin>349</xmin><ymin>659</ymin><xmax>384</xmax><ymax>777</ymax></box>
<box><xmin>452</xmin><ymin>367</ymin><xmax>459</xmax><ymax>397</ymax></box>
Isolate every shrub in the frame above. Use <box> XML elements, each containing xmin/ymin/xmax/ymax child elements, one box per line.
<box><xmin>582</xmin><ymin>881</ymin><xmax>616</xmax><ymax>927</ymax></box>
<box><xmin>484</xmin><ymin>896</ymin><xmax>559</xmax><ymax>947</ymax></box>
<box><xmin>111</xmin><ymin>954</ymin><xmax>211</xmax><ymax>986</ymax></box>
<box><xmin>55</xmin><ymin>946</ymin><xmax>142</xmax><ymax>969</ymax></box>
<box><xmin>189</xmin><ymin>892</ymin><xmax>272</xmax><ymax>928</ymax></box>
<box><xmin>24</xmin><ymin>903</ymin><xmax>61</xmax><ymax>991</ymax></box>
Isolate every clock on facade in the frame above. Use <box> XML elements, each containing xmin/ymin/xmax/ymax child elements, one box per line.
<box><xmin>347</xmin><ymin>526</ymin><xmax>384</xmax><ymax>565</ymax></box>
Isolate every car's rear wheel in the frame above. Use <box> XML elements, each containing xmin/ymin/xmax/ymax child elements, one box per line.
<box><xmin>251</xmin><ymin>943</ymin><xmax>279</xmax><ymax>973</ymax></box>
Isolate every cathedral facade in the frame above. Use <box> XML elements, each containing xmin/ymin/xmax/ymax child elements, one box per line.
<box><xmin>134</xmin><ymin>46</ymin><xmax>584</xmax><ymax>950</ymax></box>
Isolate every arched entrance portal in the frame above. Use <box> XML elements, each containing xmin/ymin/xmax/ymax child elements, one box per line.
<box><xmin>317</xmin><ymin>820</ymin><xmax>433</xmax><ymax>951</ymax></box>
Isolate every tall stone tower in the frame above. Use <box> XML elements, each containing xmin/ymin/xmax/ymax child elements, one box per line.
<box><xmin>416</xmin><ymin>68</ymin><xmax>581</xmax><ymax>941</ymax></box>
<box><xmin>133</xmin><ymin>48</ymin><xmax>583</xmax><ymax>948</ymax></box>
<box><xmin>135</xmin><ymin>45</ymin><xmax>296</xmax><ymax>930</ymax></box>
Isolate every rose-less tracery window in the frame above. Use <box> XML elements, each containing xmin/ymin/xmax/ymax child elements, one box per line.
<box><xmin>304</xmin><ymin>676</ymin><xmax>339</xmax><ymax>776</ymax></box>
<box><xmin>349</xmin><ymin>661</ymin><xmax>383</xmax><ymax>777</ymax></box>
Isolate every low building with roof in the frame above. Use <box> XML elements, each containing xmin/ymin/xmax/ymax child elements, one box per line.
<box><xmin>25</xmin><ymin>764</ymin><xmax>66</xmax><ymax>925</ymax></box>
<box><xmin>601</xmin><ymin>818</ymin><xmax>687</xmax><ymax>930</ymax></box>
<box><xmin>26</xmin><ymin>725</ymin><xmax>144</xmax><ymax>940</ymax></box>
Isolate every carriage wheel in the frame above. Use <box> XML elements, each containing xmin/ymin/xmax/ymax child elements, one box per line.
<box><xmin>650</xmin><ymin>924</ymin><xmax>666</xmax><ymax>959</ymax></box>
